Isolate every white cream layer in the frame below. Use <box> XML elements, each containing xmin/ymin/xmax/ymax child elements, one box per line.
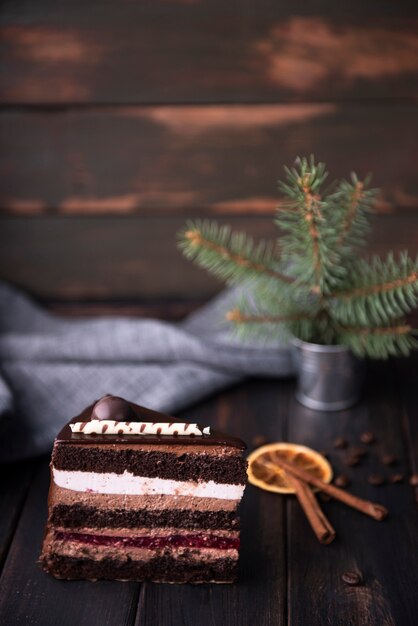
<box><xmin>52</xmin><ymin>468</ymin><xmax>245</xmax><ymax>500</ymax></box>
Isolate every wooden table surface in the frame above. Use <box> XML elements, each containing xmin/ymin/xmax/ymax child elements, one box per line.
<box><xmin>1</xmin><ymin>355</ymin><xmax>418</xmax><ymax>625</ymax></box>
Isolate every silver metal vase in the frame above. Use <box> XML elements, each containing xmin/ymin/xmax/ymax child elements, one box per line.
<box><xmin>291</xmin><ymin>338</ymin><xmax>365</xmax><ymax>411</ymax></box>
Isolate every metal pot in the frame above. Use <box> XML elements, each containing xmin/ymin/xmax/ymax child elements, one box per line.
<box><xmin>291</xmin><ymin>338</ymin><xmax>365</xmax><ymax>411</ymax></box>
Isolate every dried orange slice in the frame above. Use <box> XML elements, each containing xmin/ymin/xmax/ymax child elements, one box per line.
<box><xmin>247</xmin><ymin>443</ymin><xmax>332</xmax><ymax>494</ymax></box>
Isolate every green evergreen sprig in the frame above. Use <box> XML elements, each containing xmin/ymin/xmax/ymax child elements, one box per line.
<box><xmin>178</xmin><ymin>156</ymin><xmax>418</xmax><ymax>359</ymax></box>
<box><xmin>276</xmin><ymin>156</ymin><xmax>343</xmax><ymax>294</ymax></box>
<box><xmin>178</xmin><ymin>220</ymin><xmax>294</xmax><ymax>290</ymax></box>
<box><xmin>330</xmin><ymin>173</ymin><xmax>375</xmax><ymax>255</ymax></box>
<box><xmin>330</xmin><ymin>252</ymin><xmax>418</xmax><ymax>326</ymax></box>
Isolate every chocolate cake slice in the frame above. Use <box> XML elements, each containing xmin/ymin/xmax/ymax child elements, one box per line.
<box><xmin>40</xmin><ymin>395</ymin><xmax>247</xmax><ymax>583</ymax></box>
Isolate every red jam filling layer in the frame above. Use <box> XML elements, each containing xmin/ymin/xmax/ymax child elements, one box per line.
<box><xmin>55</xmin><ymin>531</ymin><xmax>239</xmax><ymax>550</ymax></box>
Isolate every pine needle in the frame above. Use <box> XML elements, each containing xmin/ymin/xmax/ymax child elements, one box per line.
<box><xmin>178</xmin><ymin>220</ymin><xmax>295</xmax><ymax>287</ymax></box>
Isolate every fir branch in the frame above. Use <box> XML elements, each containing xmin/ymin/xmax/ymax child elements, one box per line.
<box><xmin>336</xmin><ymin>179</ymin><xmax>364</xmax><ymax>246</ymax></box>
<box><xmin>336</xmin><ymin>323</ymin><xmax>417</xmax><ymax>359</ymax></box>
<box><xmin>225</xmin><ymin>290</ymin><xmax>317</xmax><ymax>342</ymax></box>
<box><xmin>226</xmin><ymin>309</ymin><xmax>311</xmax><ymax>324</ymax></box>
<box><xmin>335</xmin><ymin>271</ymin><xmax>418</xmax><ymax>299</ymax></box>
<box><xmin>178</xmin><ymin>220</ymin><xmax>295</xmax><ymax>286</ymax></box>
<box><xmin>329</xmin><ymin>253</ymin><xmax>418</xmax><ymax>326</ymax></box>
<box><xmin>301</xmin><ymin>185</ymin><xmax>322</xmax><ymax>288</ymax></box>
<box><xmin>340</xmin><ymin>324</ymin><xmax>412</xmax><ymax>336</ymax></box>
<box><xmin>185</xmin><ymin>229</ymin><xmax>293</xmax><ymax>282</ymax></box>
<box><xmin>276</xmin><ymin>156</ymin><xmax>345</xmax><ymax>294</ymax></box>
<box><xmin>331</xmin><ymin>173</ymin><xmax>376</xmax><ymax>254</ymax></box>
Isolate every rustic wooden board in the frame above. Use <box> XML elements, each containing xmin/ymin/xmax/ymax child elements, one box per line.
<box><xmin>1</xmin><ymin>2</ymin><xmax>418</xmax><ymax>103</ymax></box>
<box><xmin>1</xmin><ymin>352</ymin><xmax>418</xmax><ymax>623</ymax></box>
<box><xmin>0</xmin><ymin>458</ymin><xmax>38</xmax><ymax>572</ymax></box>
<box><xmin>0</xmin><ymin>215</ymin><xmax>417</xmax><ymax>301</ymax></box>
<box><xmin>286</xmin><ymin>360</ymin><xmax>418</xmax><ymax>625</ymax></box>
<box><xmin>395</xmin><ymin>352</ymin><xmax>418</xmax><ymax>502</ymax></box>
<box><xmin>0</xmin><ymin>380</ymin><xmax>288</xmax><ymax>626</ymax></box>
<box><xmin>1</xmin><ymin>103</ymin><xmax>418</xmax><ymax>215</ymax></box>
<box><xmin>0</xmin><ymin>460</ymin><xmax>142</xmax><ymax>626</ymax></box>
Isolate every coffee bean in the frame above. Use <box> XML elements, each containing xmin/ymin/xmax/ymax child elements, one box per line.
<box><xmin>252</xmin><ymin>435</ymin><xmax>268</xmax><ymax>448</ymax></box>
<box><xmin>391</xmin><ymin>473</ymin><xmax>404</xmax><ymax>484</ymax></box>
<box><xmin>334</xmin><ymin>437</ymin><xmax>348</xmax><ymax>450</ymax></box>
<box><xmin>382</xmin><ymin>454</ymin><xmax>397</xmax><ymax>466</ymax></box>
<box><xmin>346</xmin><ymin>455</ymin><xmax>361</xmax><ymax>467</ymax></box>
<box><xmin>360</xmin><ymin>432</ymin><xmax>375</xmax><ymax>444</ymax></box>
<box><xmin>409</xmin><ymin>474</ymin><xmax>418</xmax><ymax>487</ymax></box>
<box><xmin>350</xmin><ymin>446</ymin><xmax>367</xmax><ymax>458</ymax></box>
<box><xmin>334</xmin><ymin>474</ymin><xmax>350</xmax><ymax>488</ymax></box>
<box><xmin>342</xmin><ymin>571</ymin><xmax>363</xmax><ymax>586</ymax></box>
<box><xmin>368</xmin><ymin>474</ymin><xmax>385</xmax><ymax>486</ymax></box>
<box><xmin>319</xmin><ymin>492</ymin><xmax>331</xmax><ymax>502</ymax></box>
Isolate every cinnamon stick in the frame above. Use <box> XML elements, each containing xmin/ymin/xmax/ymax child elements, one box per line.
<box><xmin>286</xmin><ymin>474</ymin><xmax>336</xmax><ymax>545</ymax></box>
<box><xmin>275</xmin><ymin>457</ymin><xmax>388</xmax><ymax>521</ymax></box>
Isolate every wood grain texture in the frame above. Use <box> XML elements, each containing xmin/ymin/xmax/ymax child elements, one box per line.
<box><xmin>0</xmin><ymin>461</ymin><xmax>141</xmax><ymax>626</ymax></box>
<box><xmin>1</xmin><ymin>215</ymin><xmax>417</xmax><ymax>300</ymax></box>
<box><xmin>0</xmin><ymin>458</ymin><xmax>38</xmax><ymax>572</ymax></box>
<box><xmin>395</xmin><ymin>352</ymin><xmax>418</xmax><ymax>503</ymax></box>
<box><xmin>1</xmin><ymin>361</ymin><xmax>418</xmax><ymax>624</ymax></box>
<box><xmin>1</xmin><ymin>2</ymin><xmax>418</xmax><ymax>103</ymax></box>
<box><xmin>287</xmin><ymin>361</ymin><xmax>418</xmax><ymax>626</ymax></box>
<box><xmin>1</xmin><ymin>103</ymin><xmax>418</xmax><ymax>215</ymax></box>
<box><xmin>48</xmin><ymin>299</ymin><xmax>202</xmax><ymax>320</ymax></box>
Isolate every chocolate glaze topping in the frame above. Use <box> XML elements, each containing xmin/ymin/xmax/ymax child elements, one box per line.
<box><xmin>56</xmin><ymin>398</ymin><xmax>246</xmax><ymax>449</ymax></box>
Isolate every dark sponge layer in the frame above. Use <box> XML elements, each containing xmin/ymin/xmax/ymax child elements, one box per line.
<box><xmin>53</xmin><ymin>446</ymin><xmax>247</xmax><ymax>485</ymax></box>
<box><xmin>41</xmin><ymin>554</ymin><xmax>237</xmax><ymax>583</ymax></box>
<box><xmin>51</xmin><ymin>504</ymin><xmax>239</xmax><ymax>531</ymax></box>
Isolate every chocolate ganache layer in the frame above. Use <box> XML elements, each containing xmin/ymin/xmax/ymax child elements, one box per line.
<box><xmin>56</xmin><ymin>399</ymin><xmax>246</xmax><ymax>449</ymax></box>
<box><xmin>48</xmin><ymin>484</ymin><xmax>240</xmax><ymax>513</ymax></box>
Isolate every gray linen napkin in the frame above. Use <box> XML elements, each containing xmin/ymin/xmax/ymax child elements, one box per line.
<box><xmin>0</xmin><ymin>282</ymin><xmax>294</xmax><ymax>461</ymax></box>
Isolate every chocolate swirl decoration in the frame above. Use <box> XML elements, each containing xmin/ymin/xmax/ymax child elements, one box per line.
<box><xmin>70</xmin><ymin>421</ymin><xmax>210</xmax><ymax>436</ymax></box>
<box><xmin>68</xmin><ymin>394</ymin><xmax>211</xmax><ymax>436</ymax></box>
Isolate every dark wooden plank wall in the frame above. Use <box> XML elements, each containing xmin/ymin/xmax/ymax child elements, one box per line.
<box><xmin>0</xmin><ymin>1</ymin><xmax>418</xmax><ymax>302</ymax></box>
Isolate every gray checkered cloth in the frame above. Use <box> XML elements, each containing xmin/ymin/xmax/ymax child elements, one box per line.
<box><xmin>0</xmin><ymin>282</ymin><xmax>294</xmax><ymax>461</ymax></box>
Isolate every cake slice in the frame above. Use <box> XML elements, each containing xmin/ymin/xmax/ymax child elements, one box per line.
<box><xmin>40</xmin><ymin>395</ymin><xmax>247</xmax><ymax>583</ymax></box>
